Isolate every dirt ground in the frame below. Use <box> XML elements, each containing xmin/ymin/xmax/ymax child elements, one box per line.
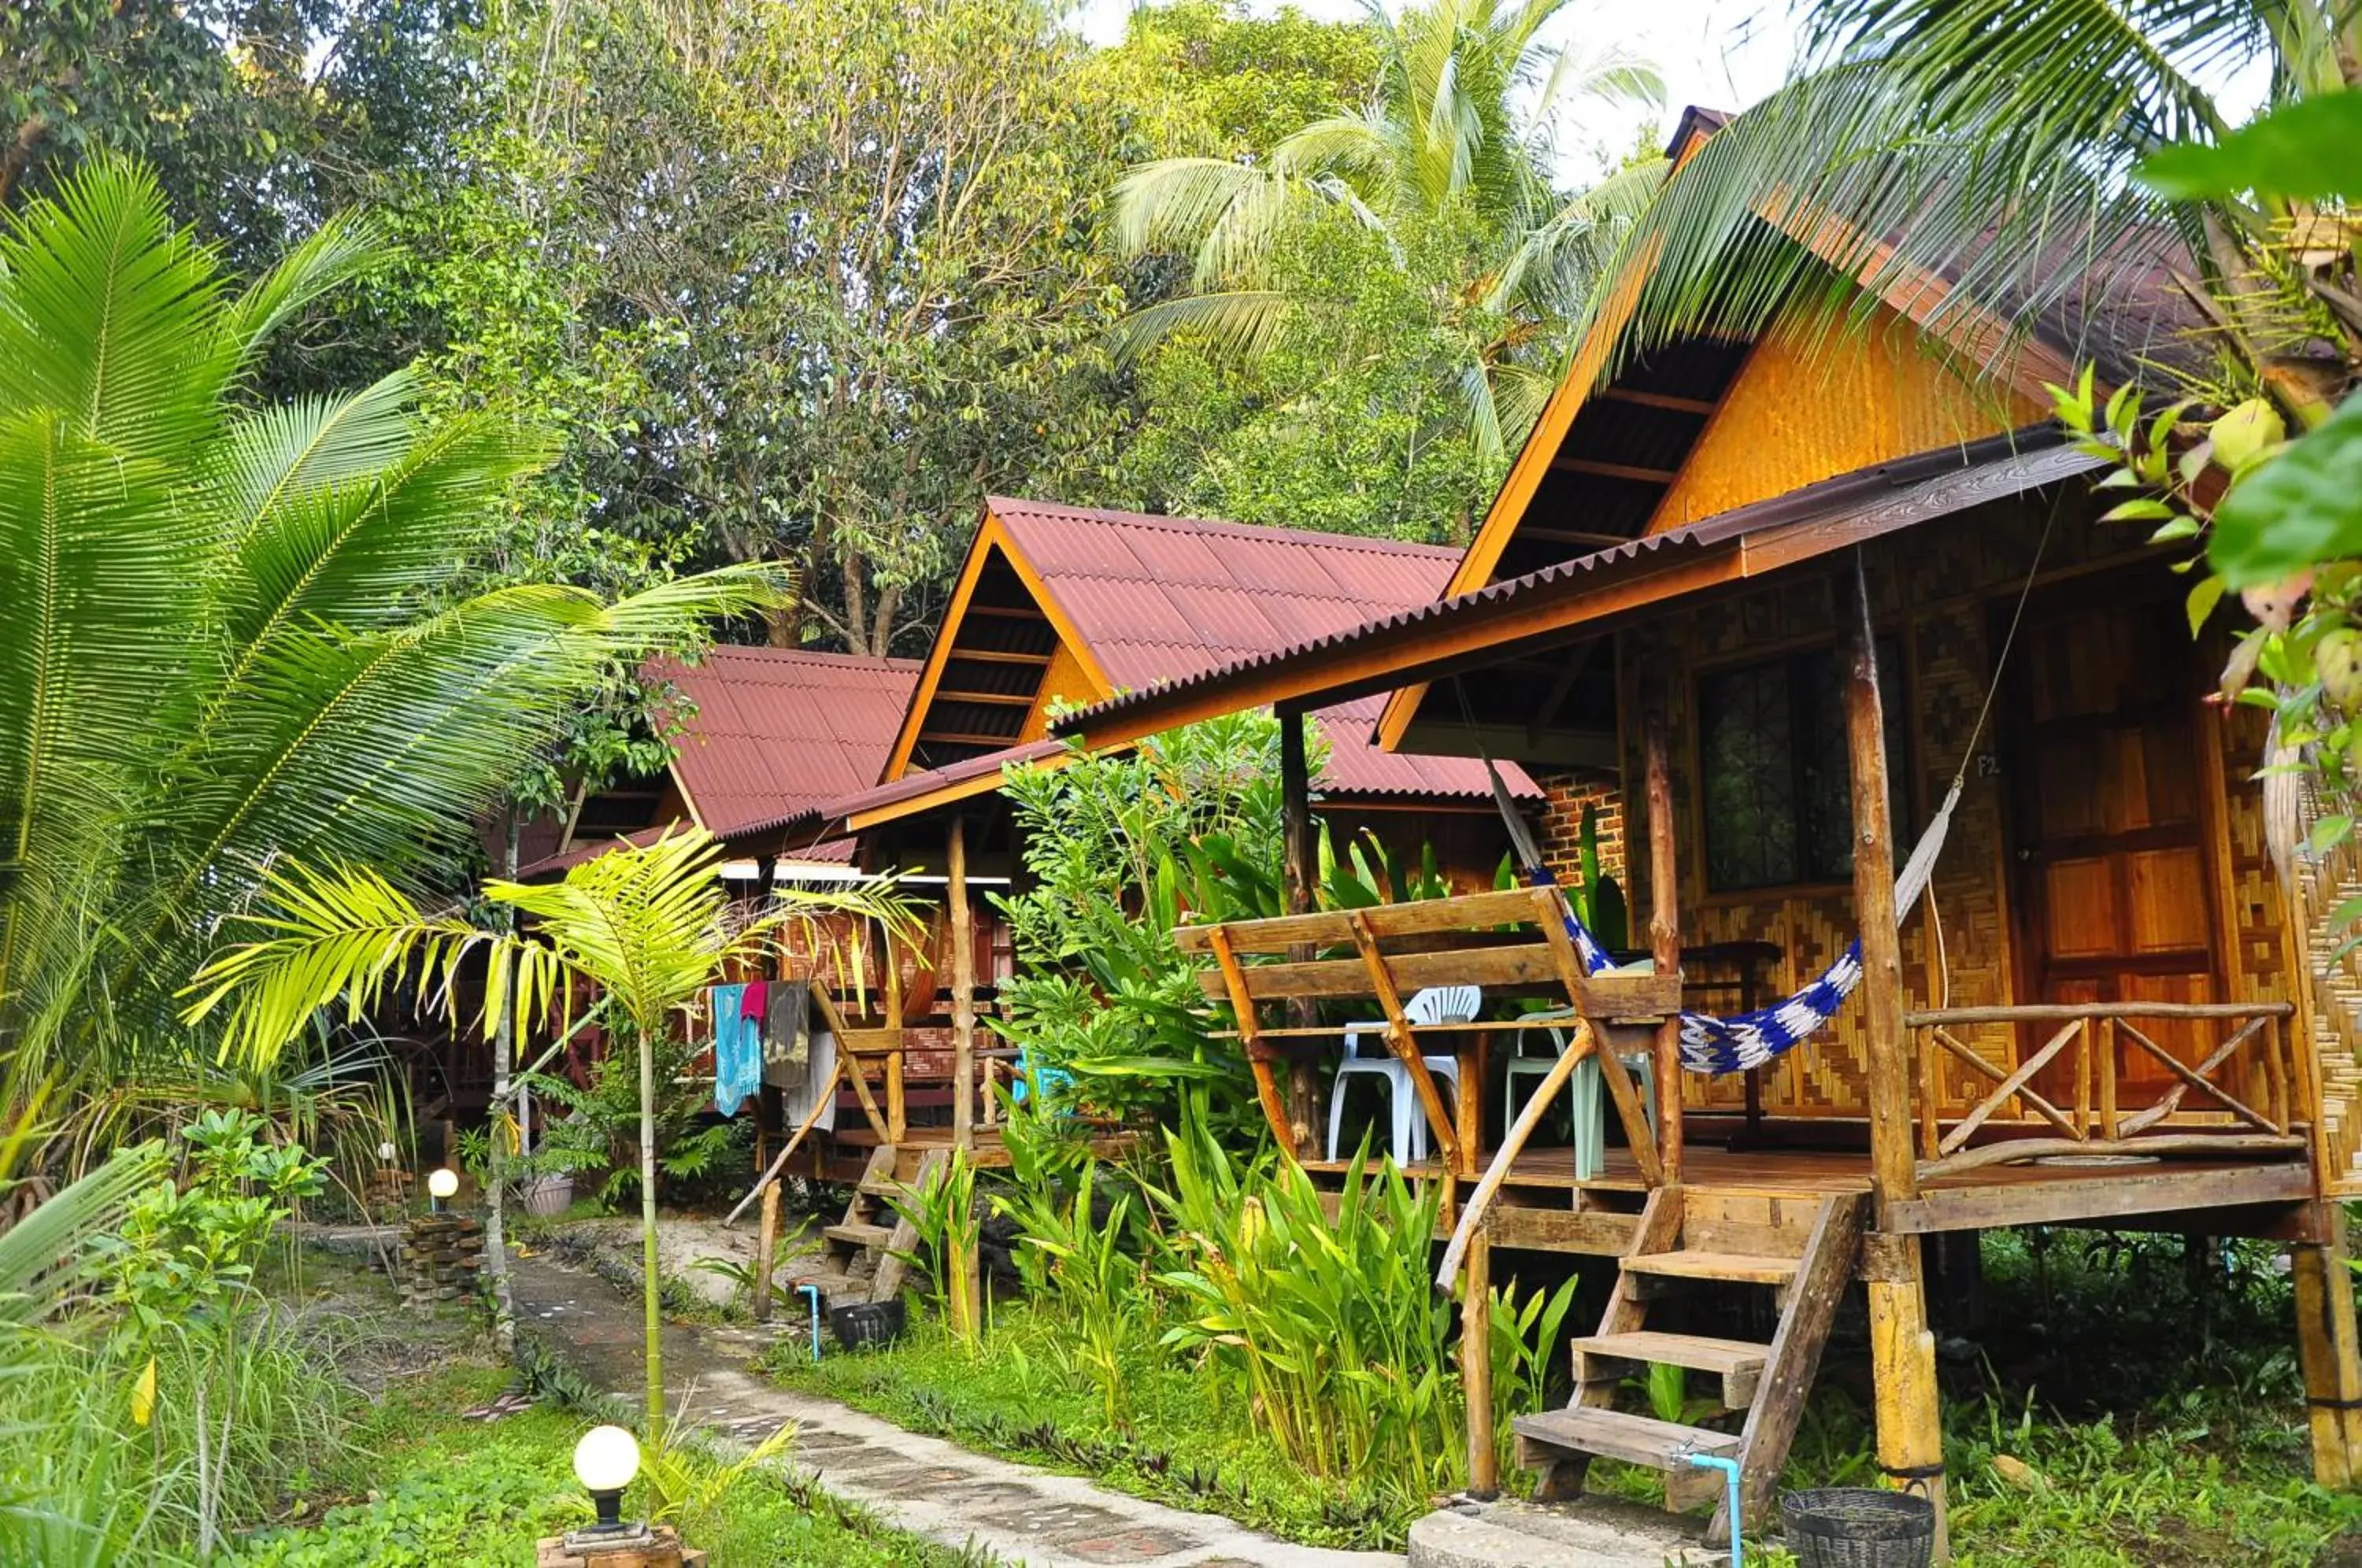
<box><xmin>524</xmin><ymin>1207</ymin><xmax>828</xmax><ymax>1311</ymax></box>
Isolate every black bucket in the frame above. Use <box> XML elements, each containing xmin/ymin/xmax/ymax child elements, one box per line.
<box><xmin>1781</xmin><ymin>1488</ymin><xmax>1935</xmax><ymax>1568</ymax></box>
<box><xmin>827</xmin><ymin>1298</ymin><xmax>907</xmax><ymax>1351</ymax></box>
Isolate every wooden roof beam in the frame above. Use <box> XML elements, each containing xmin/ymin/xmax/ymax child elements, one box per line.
<box><xmin>962</xmin><ymin>604</ymin><xmax>1048</xmax><ymax>621</ymax></box>
<box><xmin>933</xmin><ymin>690</ymin><xmax>1035</xmax><ymax>707</ymax></box>
<box><xmin>1597</xmin><ymin>387</ymin><xmax>1717</xmax><ymax>415</ymax></box>
<box><xmin>945</xmin><ymin>649</ymin><xmax>1054</xmax><ymax>666</ymax></box>
<box><xmin>918</xmin><ymin>729</ymin><xmax>1024</xmax><ymax>748</ymax></box>
<box><xmin>1552</xmin><ymin>457</ymin><xmax>1679</xmax><ymax>484</ymax></box>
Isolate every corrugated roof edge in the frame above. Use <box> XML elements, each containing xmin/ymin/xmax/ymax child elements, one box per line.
<box><xmin>987</xmin><ymin>495</ymin><xmax>1462</xmax><ymax>559</ymax></box>
<box><xmin>1053</xmin><ymin>423</ymin><xmax>2080</xmax><ymax>736</ymax></box>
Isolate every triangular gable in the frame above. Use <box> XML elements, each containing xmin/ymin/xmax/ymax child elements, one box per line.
<box><xmin>1377</xmin><ymin>299</ymin><xmax>2046</xmax><ymax>754</ymax></box>
<box><xmin>883</xmin><ymin>505</ymin><xmax>1113</xmax><ymax>781</ymax></box>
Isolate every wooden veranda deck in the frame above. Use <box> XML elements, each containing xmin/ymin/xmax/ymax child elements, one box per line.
<box><xmin>1301</xmin><ymin>1141</ymin><xmax>2320</xmax><ymax>1252</ymax></box>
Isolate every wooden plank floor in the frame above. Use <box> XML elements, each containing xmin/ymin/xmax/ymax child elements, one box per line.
<box><xmin>1300</xmin><ymin>1141</ymin><xmax>2317</xmax><ymax>1236</ymax></box>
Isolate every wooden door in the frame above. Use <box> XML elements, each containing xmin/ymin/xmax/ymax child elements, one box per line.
<box><xmin>2005</xmin><ymin>584</ymin><xmax>2224</xmax><ymax>1105</ymax></box>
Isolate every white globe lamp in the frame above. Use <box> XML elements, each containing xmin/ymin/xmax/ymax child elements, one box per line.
<box><xmin>571</xmin><ymin>1425</ymin><xmax>642</xmax><ymax>1537</ymax></box>
<box><xmin>426</xmin><ymin>1167</ymin><xmax>459</xmax><ymax>1211</ymax></box>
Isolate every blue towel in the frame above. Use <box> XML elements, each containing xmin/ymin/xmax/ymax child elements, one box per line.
<box><xmin>712</xmin><ymin>983</ymin><xmax>762</xmax><ymax>1116</ymax></box>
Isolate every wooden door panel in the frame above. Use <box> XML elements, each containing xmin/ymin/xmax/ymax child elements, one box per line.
<box><xmin>2125</xmin><ymin>848</ymin><xmax>2209</xmax><ymax>953</ymax></box>
<box><xmin>2008</xmin><ymin>583</ymin><xmax>2223</xmax><ymax>1112</ymax></box>
<box><xmin>2042</xmin><ymin>858</ymin><xmax>2119</xmax><ymax>960</ymax></box>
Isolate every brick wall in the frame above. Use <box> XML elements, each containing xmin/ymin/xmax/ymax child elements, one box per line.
<box><xmin>1531</xmin><ymin>768</ymin><xmax>1626</xmax><ymax>882</ymax></box>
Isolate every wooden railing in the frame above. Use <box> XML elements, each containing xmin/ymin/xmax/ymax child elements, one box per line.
<box><xmin>1905</xmin><ymin>1001</ymin><xmax>2303</xmax><ymax>1178</ymax></box>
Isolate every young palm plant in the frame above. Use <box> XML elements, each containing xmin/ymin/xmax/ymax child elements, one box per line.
<box><xmin>1110</xmin><ymin>0</ymin><xmax>1662</xmax><ymax>460</ymax></box>
<box><xmin>182</xmin><ymin>827</ymin><xmax>919</xmax><ymax>1443</ymax></box>
<box><xmin>0</xmin><ymin>155</ymin><xmax>778</xmax><ymax>1104</ymax></box>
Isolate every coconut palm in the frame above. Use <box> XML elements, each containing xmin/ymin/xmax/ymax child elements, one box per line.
<box><xmin>0</xmin><ymin>156</ymin><xmax>777</xmax><ymax>1093</ymax></box>
<box><xmin>1110</xmin><ymin>0</ymin><xmax>1663</xmax><ymax>460</ymax></box>
<box><xmin>183</xmin><ymin>827</ymin><xmax>919</xmax><ymax>1441</ymax></box>
<box><xmin>1586</xmin><ymin>0</ymin><xmax>2359</xmax><ymax>426</ymax></box>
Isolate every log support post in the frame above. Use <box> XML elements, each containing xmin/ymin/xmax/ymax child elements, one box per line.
<box><xmin>751</xmin><ymin>1180</ymin><xmax>780</xmax><ymax>1323</ymax></box>
<box><xmin>950</xmin><ymin>817</ymin><xmax>976</xmax><ymax>1152</ymax></box>
<box><xmin>884</xmin><ymin>923</ymin><xmax>908</xmax><ymax>1144</ymax></box>
<box><xmin>1844</xmin><ymin>552</ymin><xmax>1948</xmax><ymax>1559</ymax></box>
<box><xmin>1642</xmin><ymin>666</ymin><xmax>1684</xmax><ymax>1184</ymax></box>
<box><xmin>1463</xmin><ymin>1225</ymin><xmax>1498</xmax><ymax>1498</ymax></box>
<box><xmin>1279</xmin><ymin>706</ymin><xmax>1320</xmax><ymax>1159</ymax></box>
<box><xmin>2294</xmin><ymin>1202</ymin><xmax>2362</xmax><ymax>1487</ymax></box>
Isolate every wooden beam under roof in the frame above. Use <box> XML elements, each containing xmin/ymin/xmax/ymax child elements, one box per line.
<box><xmin>933</xmin><ymin>690</ymin><xmax>1033</xmax><ymax>707</ymax></box>
<box><xmin>1552</xmin><ymin>457</ymin><xmax>1680</xmax><ymax>484</ymax></box>
<box><xmin>917</xmin><ymin>729</ymin><xmax>1024</xmax><ymax>748</ymax></box>
<box><xmin>946</xmin><ymin>649</ymin><xmax>1053</xmax><ymax>666</ymax></box>
<box><xmin>1597</xmin><ymin>387</ymin><xmax>1717</xmax><ymax>415</ymax></box>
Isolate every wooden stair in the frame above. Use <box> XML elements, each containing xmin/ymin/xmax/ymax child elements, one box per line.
<box><xmin>1515</xmin><ymin>1185</ymin><xmax>1864</xmax><ymax>1542</ymax></box>
<box><xmin>783</xmin><ymin>1145</ymin><xmax>939</xmax><ymax>1307</ymax></box>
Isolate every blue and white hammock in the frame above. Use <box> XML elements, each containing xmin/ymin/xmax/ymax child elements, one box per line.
<box><xmin>1486</xmin><ymin>762</ymin><xmax>1961</xmax><ymax>1076</ymax></box>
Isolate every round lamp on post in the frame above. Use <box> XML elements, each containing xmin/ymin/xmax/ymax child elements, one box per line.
<box><xmin>572</xmin><ymin>1424</ymin><xmax>642</xmax><ymax>1538</ymax></box>
<box><xmin>426</xmin><ymin>1167</ymin><xmax>459</xmax><ymax>1212</ymax></box>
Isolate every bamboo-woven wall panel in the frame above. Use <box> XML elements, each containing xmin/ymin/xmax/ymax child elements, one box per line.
<box><xmin>1642</xmin><ymin>304</ymin><xmax>2047</xmax><ymax>535</ymax></box>
<box><xmin>1616</xmin><ymin>496</ymin><xmax>2296</xmax><ymax>1121</ymax></box>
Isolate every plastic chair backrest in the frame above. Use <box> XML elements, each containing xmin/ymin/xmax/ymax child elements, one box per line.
<box><xmin>1405</xmin><ymin>985</ymin><xmax>1482</xmax><ymax>1026</ymax></box>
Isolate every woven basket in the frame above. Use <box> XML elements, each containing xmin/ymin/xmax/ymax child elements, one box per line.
<box><xmin>828</xmin><ymin>1298</ymin><xmax>908</xmax><ymax>1351</ymax></box>
<box><xmin>1781</xmin><ymin>1488</ymin><xmax>1934</xmax><ymax>1568</ymax></box>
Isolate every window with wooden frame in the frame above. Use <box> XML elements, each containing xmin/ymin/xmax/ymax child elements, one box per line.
<box><xmin>1697</xmin><ymin>638</ymin><xmax>1908</xmax><ymax>893</ymax></box>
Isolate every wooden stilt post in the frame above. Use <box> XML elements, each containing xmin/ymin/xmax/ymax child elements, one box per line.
<box><xmin>950</xmin><ymin>818</ymin><xmax>976</xmax><ymax>1152</ymax></box>
<box><xmin>2294</xmin><ymin>1202</ymin><xmax>2362</xmax><ymax>1486</ymax></box>
<box><xmin>751</xmin><ymin>1180</ymin><xmax>781</xmax><ymax>1322</ymax></box>
<box><xmin>1642</xmin><ymin>668</ymin><xmax>1685</xmax><ymax>1185</ymax></box>
<box><xmin>1464</xmin><ymin>1225</ymin><xmax>1498</xmax><ymax>1497</ymax></box>
<box><xmin>947</xmin><ymin>817</ymin><xmax>981</xmax><ymax>1332</ymax></box>
<box><xmin>884</xmin><ymin>919</ymin><xmax>907</xmax><ymax>1145</ymax></box>
<box><xmin>1844</xmin><ymin>553</ymin><xmax>1948</xmax><ymax>1559</ymax></box>
<box><xmin>1279</xmin><ymin>706</ymin><xmax>1320</xmax><ymax>1160</ymax></box>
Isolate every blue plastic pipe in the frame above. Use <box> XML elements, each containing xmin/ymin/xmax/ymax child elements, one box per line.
<box><xmin>1686</xmin><ymin>1452</ymin><xmax>1743</xmax><ymax>1568</ymax></box>
<box><xmin>798</xmin><ymin>1284</ymin><xmax>823</xmax><ymax>1362</ymax></box>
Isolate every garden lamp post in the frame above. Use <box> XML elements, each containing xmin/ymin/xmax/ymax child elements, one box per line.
<box><xmin>426</xmin><ymin>1167</ymin><xmax>459</xmax><ymax>1212</ymax></box>
<box><xmin>572</xmin><ymin>1424</ymin><xmax>641</xmax><ymax>1537</ymax></box>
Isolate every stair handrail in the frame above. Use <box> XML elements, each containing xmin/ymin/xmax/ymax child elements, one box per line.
<box><xmin>1433</xmin><ymin>1015</ymin><xmax>1599</xmax><ymax>1289</ymax></box>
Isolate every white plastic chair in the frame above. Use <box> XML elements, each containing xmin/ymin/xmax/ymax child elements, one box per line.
<box><xmin>1502</xmin><ymin>1008</ymin><xmax>1659</xmax><ymax>1178</ymax></box>
<box><xmin>1327</xmin><ymin>985</ymin><xmax>1482</xmax><ymax>1162</ymax></box>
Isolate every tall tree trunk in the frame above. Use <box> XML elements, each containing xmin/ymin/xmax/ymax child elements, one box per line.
<box><xmin>483</xmin><ymin>811</ymin><xmax>520</xmax><ymax>1354</ymax></box>
<box><xmin>639</xmin><ymin>1019</ymin><xmax>664</xmax><ymax>1443</ymax></box>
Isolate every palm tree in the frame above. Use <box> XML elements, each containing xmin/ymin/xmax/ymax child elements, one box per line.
<box><xmin>0</xmin><ymin>157</ymin><xmax>778</xmax><ymax>1094</ymax></box>
<box><xmin>1583</xmin><ymin>0</ymin><xmax>2359</xmax><ymax>428</ymax></box>
<box><xmin>184</xmin><ymin>827</ymin><xmax>918</xmax><ymax>1441</ymax></box>
<box><xmin>1110</xmin><ymin>0</ymin><xmax>1663</xmax><ymax>461</ymax></box>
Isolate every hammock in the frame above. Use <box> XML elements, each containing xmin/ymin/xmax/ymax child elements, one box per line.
<box><xmin>1485</xmin><ymin>759</ymin><xmax>1958</xmax><ymax>1074</ymax></box>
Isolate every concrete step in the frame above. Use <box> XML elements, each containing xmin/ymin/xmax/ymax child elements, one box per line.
<box><xmin>1409</xmin><ymin>1498</ymin><xmax>1719</xmax><ymax>1568</ymax></box>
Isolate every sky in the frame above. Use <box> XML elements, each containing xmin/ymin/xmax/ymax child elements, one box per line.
<box><xmin>1070</xmin><ymin>0</ymin><xmax>1802</xmax><ymax>183</ymax></box>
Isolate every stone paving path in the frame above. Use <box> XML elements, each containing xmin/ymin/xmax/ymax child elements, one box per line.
<box><xmin>509</xmin><ymin>1250</ymin><xmax>1403</xmax><ymax>1568</ymax></box>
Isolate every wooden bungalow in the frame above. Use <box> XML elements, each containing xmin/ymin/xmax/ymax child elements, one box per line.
<box><xmin>1044</xmin><ymin>118</ymin><xmax>2362</xmax><ymax>1554</ymax></box>
<box><xmin>760</xmin><ymin>499</ymin><xmax>1550</xmax><ymax>1187</ymax></box>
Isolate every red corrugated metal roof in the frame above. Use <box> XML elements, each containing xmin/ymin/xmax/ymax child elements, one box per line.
<box><xmin>984</xmin><ymin>498</ymin><xmax>1538</xmax><ymax>800</ymax></box>
<box><xmin>657</xmin><ymin>647</ymin><xmax>920</xmax><ymax>836</ymax></box>
<box><xmin>1054</xmin><ymin>429</ymin><xmax>2103</xmax><ymax>743</ymax></box>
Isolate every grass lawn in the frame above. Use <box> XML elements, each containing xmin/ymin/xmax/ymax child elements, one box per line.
<box><xmin>220</xmin><ymin>1364</ymin><xmax>983</xmax><ymax>1566</ymax></box>
<box><xmin>762</xmin><ymin>1297</ymin><xmax>1427</xmax><ymax>1551</ymax></box>
<box><xmin>765</xmin><ymin>1229</ymin><xmax>2362</xmax><ymax>1566</ymax></box>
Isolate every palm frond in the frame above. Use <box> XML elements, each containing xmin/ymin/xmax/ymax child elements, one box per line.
<box><xmin>0</xmin><ymin>412</ymin><xmax>198</xmax><ymax>1026</ymax></box>
<box><xmin>1108</xmin><ymin>290</ymin><xmax>1298</xmax><ymax>367</ymax></box>
<box><xmin>220</xmin><ymin>209</ymin><xmax>381</xmax><ymax>370</ymax></box>
<box><xmin>1599</xmin><ymin>0</ymin><xmax>2283</xmax><ymax>390</ymax></box>
<box><xmin>0</xmin><ymin>155</ymin><xmax>235</xmax><ymax>460</ymax></box>
<box><xmin>0</xmin><ymin>1141</ymin><xmax>168</xmax><ymax>1325</ymax></box>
